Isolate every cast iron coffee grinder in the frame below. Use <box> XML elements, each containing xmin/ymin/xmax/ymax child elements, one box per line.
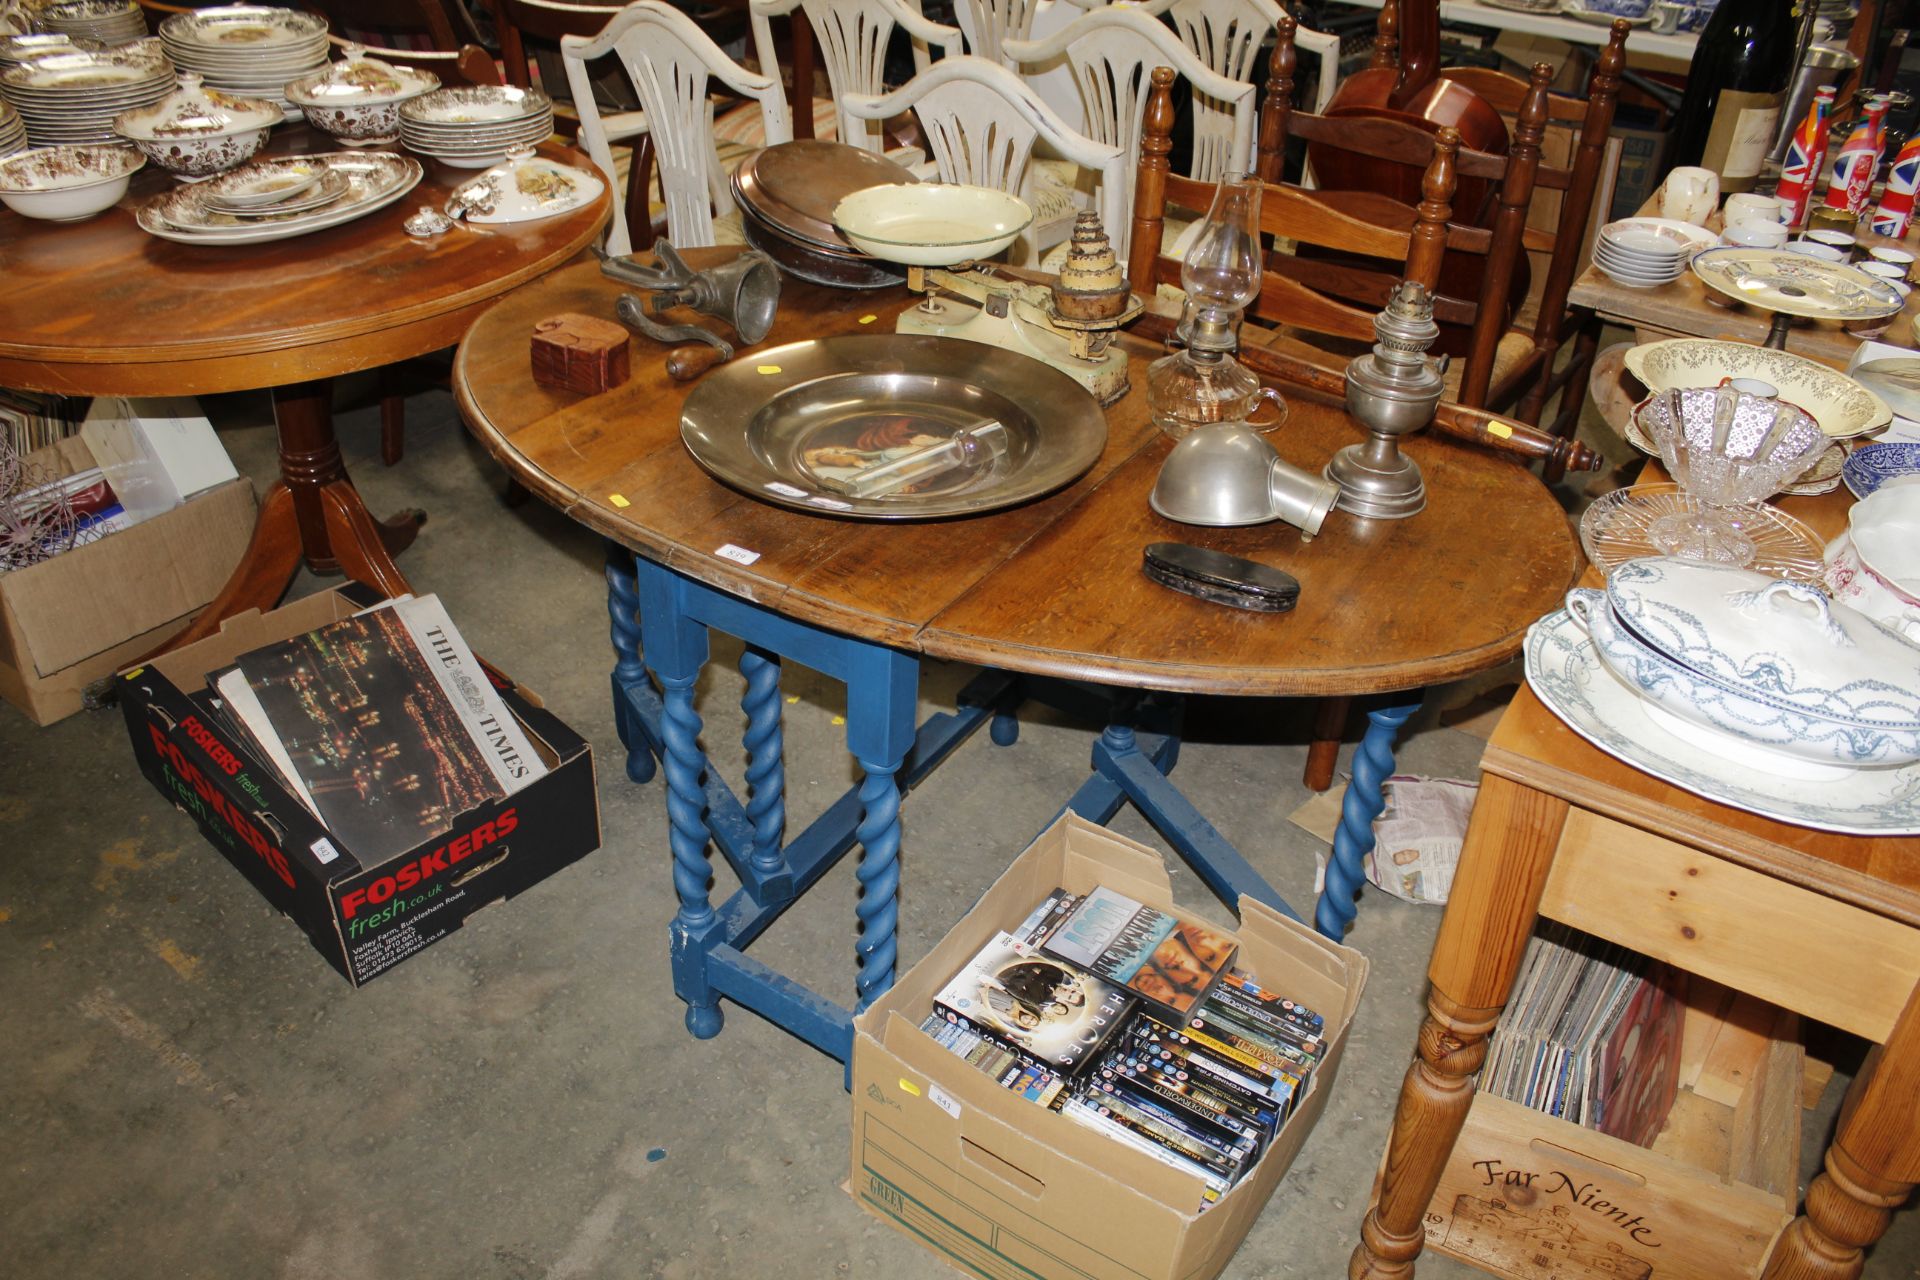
<box><xmin>1327</xmin><ymin>280</ymin><xmax>1446</xmax><ymax>519</ymax></box>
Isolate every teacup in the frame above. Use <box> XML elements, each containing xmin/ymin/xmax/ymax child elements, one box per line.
<box><xmin>1660</xmin><ymin>166</ymin><xmax>1719</xmax><ymax>225</ymax></box>
<box><xmin>1823</xmin><ymin>486</ymin><xmax>1920</xmax><ymax>641</ymax></box>
<box><xmin>1725</xmin><ymin>193</ymin><xmax>1788</xmax><ymax>226</ymax></box>
<box><xmin>1722</xmin><ymin>222</ymin><xmax>1788</xmax><ymax>249</ymax></box>
<box><xmin>1647</xmin><ymin>0</ymin><xmax>1685</xmax><ymax>33</ymax></box>
<box><xmin>1786</xmin><ymin>239</ymin><xmax>1847</xmax><ymax>261</ymax></box>
<box><xmin>1807</xmin><ymin>228</ymin><xmax>1858</xmax><ymax>258</ymax></box>
<box><xmin>1871</xmin><ymin>245</ymin><xmax>1917</xmax><ymax>280</ymax></box>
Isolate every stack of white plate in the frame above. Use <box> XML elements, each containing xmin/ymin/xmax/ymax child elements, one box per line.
<box><xmin>0</xmin><ymin>45</ymin><xmax>173</xmax><ymax>146</ymax></box>
<box><xmin>1593</xmin><ymin>217</ymin><xmax>1715</xmax><ymax>288</ymax></box>
<box><xmin>0</xmin><ymin>33</ymin><xmax>104</xmax><ymax>71</ymax></box>
<box><xmin>398</xmin><ymin>86</ymin><xmax>553</xmax><ymax>169</ymax></box>
<box><xmin>157</xmin><ymin>6</ymin><xmax>329</xmax><ymax>114</ymax></box>
<box><xmin>36</xmin><ymin>0</ymin><xmax>149</xmax><ymax>48</ymax></box>
<box><xmin>0</xmin><ymin>100</ymin><xmax>26</xmax><ymax>157</ymax></box>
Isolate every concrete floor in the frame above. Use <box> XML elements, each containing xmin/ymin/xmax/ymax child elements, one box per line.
<box><xmin>3</xmin><ymin>382</ymin><xmax>1916</xmax><ymax>1280</ymax></box>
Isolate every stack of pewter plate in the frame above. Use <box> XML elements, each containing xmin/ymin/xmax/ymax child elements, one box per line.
<box><xmin>158</xmin><ymin>5</ymin><xmax>329</xmax><ymax>115</ymax></box>
<box><xmin>398</xmin><ymin>85</ymin><xmax>553</xmax><ymax>168</ymax></box>
<box><xmin>36</xmin><ymin>0</ymin><xmax>149</xmax><ymax>48</ymax></box>
<box><xmin>0</xmin><ymin>100</ymin><xmax>26</xmax><ymax>157</ymax></box>
<box><xmin>0</xmin><ymin>44</ymin><xmax>173</xmax><ymax>146</ymax></box>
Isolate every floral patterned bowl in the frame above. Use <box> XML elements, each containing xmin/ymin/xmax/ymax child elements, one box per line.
<box><xmin>0</xmin><ymin>143</ymin><xmax>144</xmax><ymax>220</ymax></box>
<box><xmin>283</xmin><ymin>45</ymin><xmax>439</xmax><ymax>147</ymax></box>
<box><xmin>112</xmin><ymin>71</ymin><xmax>282</xmax><ymax>178</ymax></box>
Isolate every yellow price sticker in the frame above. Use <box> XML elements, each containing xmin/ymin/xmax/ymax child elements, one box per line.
<box><xmin>757</xmin><ymin>364</ymin><xmax>783</xmax><ymax>375</ymax></box>
<box><xmin>898</xmin><ymin>1078</ymin><xmax>922</xmax><ymax>1097</ymax></box>
<box><xmin>1486</xmin><ymin>421</ymin><xmax>1514</xmax><ymax>439</ymax></box>
<box><xmin>859</xmin><ymin>314</ymin><xmax>878</xmax><ymax>325</ymax></box>
<box><xmin>608</xmin><ymin>493</ymin><xmax>631</xmax><ymax>508</ymax></box>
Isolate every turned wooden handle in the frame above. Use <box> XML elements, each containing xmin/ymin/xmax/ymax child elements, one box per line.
<box><xmin>1130</xmin><ymin>313</ymin><xmax>1601</xmax><ymax>474</ymax></box>
<box><xmin>666</xmin><ymin>344</ymin><xmax>726</xmax><ymax>381</ymax></box>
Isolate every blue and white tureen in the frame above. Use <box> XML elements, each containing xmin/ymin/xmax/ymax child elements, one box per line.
<box><xmin>1565</xmin><ymin>556</ymin><xmax>1920</xmax><ymax>779</ymax></box>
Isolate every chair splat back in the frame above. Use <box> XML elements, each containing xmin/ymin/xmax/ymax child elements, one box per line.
<box><xmin>749</xmin><ymin>0</ymin><xmax>962</xmax><ymax>151</ymax></box>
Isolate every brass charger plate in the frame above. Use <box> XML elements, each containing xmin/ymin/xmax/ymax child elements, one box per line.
<box><xmin>679</xmin><ymin>334</ymin><xmax>1107</xmax><ymax>520</ymax></box>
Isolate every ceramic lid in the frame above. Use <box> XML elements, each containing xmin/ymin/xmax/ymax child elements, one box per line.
<box><xmin>446</xmin><ymin>147</ymin><xmax>604</xmax><ymax>224</ymax></box>
<box><xmin>283</xmin><ymin>44</ymin><xmax>438</xmax><ymax>106</ymax></box>
<box><xmin>1601</xmin><ymin>556</ymin><xmax>1920</xmax><ymax>729</ymax></box>
<box><xmin>113</xmin><ymin>71</ymin><xmax>281</xmax><ymax>139</ymax></box>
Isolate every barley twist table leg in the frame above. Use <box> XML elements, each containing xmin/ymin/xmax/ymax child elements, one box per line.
<box><xmin>853</xmin><ymin>758</ymin><xmax>901</xmax><ymax>1012</ymax></box>
<box><xmin>740</xmin><ymin>646</ymin><xmax>786</xmax><ymax>879</ymax></box>
<box><xmin>605</xmin><ymin>546</ymin><xmax>656</xmax><ymax>784</ymax></box>
<box><xmin>1319</xmin><ymin>700</ymin><xmax>1418</xmax><ymax>939</ymax></box>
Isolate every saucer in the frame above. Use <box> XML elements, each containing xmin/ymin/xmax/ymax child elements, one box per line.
<box><xmin>1843</xmin><ymin>442</ymin><xmax>1920</xmax><ymax>498</ymax></box>
<box><xmin>1526</xmin><ymin>608</ymin><xmax>1920</xmax><ymax>834</ymax></box>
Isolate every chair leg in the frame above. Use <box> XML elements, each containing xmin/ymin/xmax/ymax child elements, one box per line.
<box><xmin>1302</xmin><ymin>695</ymin><xmax>1350</xmax><ymax>791</ymax></box>
<box><xmin>629</xmin><ymin>134</ymin><xmax>657</xmax><ymax>252</ymax></box>
<box><xmin>1541</xmin><ymin>320</ymin><xmax>1602</xmax><ymax>486</ymax></box>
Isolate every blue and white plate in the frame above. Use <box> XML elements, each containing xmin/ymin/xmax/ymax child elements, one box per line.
<box><xmin>1843</xmin><ymin>442</ymin><xmax>1920</xmax><ymax>498</ymax></box>
<box><xmin>1525</xmin><ymin>608</ymin><xmax>1920</xmax><ymax>834</ymax></box>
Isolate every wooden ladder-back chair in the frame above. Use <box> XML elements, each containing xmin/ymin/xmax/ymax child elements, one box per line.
<box><xmin>1004</xmin><ymin>5</ymin><xmax>1256</xmax><ymax>256</ymax></box>
<box><xmin>490</xmin><ymin>0</ymin><xmax>657</xmax><ymax>252</ymax></box>
<box><xmin>562</xmin><ymin>0</ymin><xmax>792</xmax><ymax>254</ymax></box>
<box><xmin>1273</xmin><ymin>12</ymin><xmax>1629</xmax><ymax>478</ymax></box>
<box><xmin>841</xmin><ymin>56</ymin><xmax>1129</xmax><ymax>262</ymax></box>
<box><xmin>746</xmin><ymin>0</ymin><xmax>963</xmax><ymax>153</ymax></box>
<box><xmin>1128</xmin><ymin>66</ymin><xmax>1459</xmax><ymax>342</ymax></box>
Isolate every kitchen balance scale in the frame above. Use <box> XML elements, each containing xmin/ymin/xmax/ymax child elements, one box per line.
<box><xmin>831</xmin><ymin>183</ymin><xmax>1144</xmax><ymax>405</ymax></box>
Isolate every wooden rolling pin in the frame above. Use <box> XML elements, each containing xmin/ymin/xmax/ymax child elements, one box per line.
<box><xmin>1129</xmin><ymin>311</ymin><xmax>1603</xmax><ymax>474</ymax></box>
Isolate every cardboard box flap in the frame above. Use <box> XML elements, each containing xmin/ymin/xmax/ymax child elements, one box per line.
<box><xmin>1234</xmin><ymin>896</ymin><xmax>1370</xmax><ymax>1029</ymax></box>
<box><xmin>4</xmin><ymin>476</ymin><xmax>254</xmax><ymax>678</ymax></box>
<box><xmin>1053</xmin><ymin>813</ymin><xmax>1176</xmax><ymax>904</ymax></box>
<box><xmin>141</xmin><ymin>589</ymin><xmax>356</xmax><ymax>689</ymax></box>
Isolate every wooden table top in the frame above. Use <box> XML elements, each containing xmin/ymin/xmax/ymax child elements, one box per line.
<box><xmin>1483</xmin><ymin>479</ymin><xmax>1920</xmax><ymax>929</ymax></box>
<box><xmin>0</xmin><ymin>128</ymin><xmax>609</xmax><ymax>397</ymax></box>
<box><xmin>455</xmin><ymin>253</ymin><xmax>1580</xmax><ymax>698</ymax></box>
<box><xmin>1568</xmin><ymin>215</ymin><xmax>1920</xmax><ymax>370</ymax></box>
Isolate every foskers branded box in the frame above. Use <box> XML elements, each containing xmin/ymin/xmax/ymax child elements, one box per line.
<box><xmin>850</xmin><ymin>814</ymin><xmax>1367</xmax><ymax>1280</ymax></box>
<box><xmin>118</xmin><ymin>585</ymin><xmax>600</xmax><ymax>985</ymax></box>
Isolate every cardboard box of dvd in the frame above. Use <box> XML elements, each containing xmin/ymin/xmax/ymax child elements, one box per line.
<box><xmin>849</xmin><ymin>814</ymin><xmax>1368</xmax><ymax>1280</ymax></box>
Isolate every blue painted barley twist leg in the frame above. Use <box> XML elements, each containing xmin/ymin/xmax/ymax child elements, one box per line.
<box><xmin>1317</xmin><ymin>700</ymin><xmax>1420</xmax><ymax>941</ymax></box>
<box><xmin>661</xmin><ymin>670</ymin><xmax>722</xmax><ymax>1037</ymax></box>
<box><xmin>739</xmin><ymin>646</ymin><xmax>787</xmax><ymax>881</ymax></box>
<box><xmin>852</xmin><ymin>757</ymin><xmax>902</xmax><ymax>1013</ymax></box>
<box><xmin>604</xmin><ymin>548</ymin><xmax>656</xmax><ymax>784</ymax></box>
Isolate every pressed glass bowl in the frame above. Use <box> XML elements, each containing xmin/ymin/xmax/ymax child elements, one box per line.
<box><xmin>1633</xmin><ymin>385</ymin><xmax>1827</xmax><ymax>566</ymax></box>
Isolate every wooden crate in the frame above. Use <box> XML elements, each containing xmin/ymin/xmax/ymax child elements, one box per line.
<box><xmin>1390</xmin><ymin>987</ymin><xmax>1802</xmax><ymax>1280</ymax></box>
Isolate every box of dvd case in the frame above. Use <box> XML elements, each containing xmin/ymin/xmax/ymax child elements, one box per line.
<box><xmin>849</xmin><ymin>813</ymin><xmax>1367</xmax><ymax>1280</ymax></box>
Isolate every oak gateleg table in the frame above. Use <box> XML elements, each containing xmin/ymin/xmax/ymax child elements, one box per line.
<box><xmin>0</xmin><ymin>128</ymin><xmax>609</xmax><ymax>650</ymax></box>
<box><xmin>452</xmin><ymin>249</ymin><xmax>1578</xmax><ymax>1062</ymax></box>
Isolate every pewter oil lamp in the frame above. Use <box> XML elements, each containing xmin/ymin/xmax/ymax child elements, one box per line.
<box><xmin>1328</xmin><ymin>280</ymin><xmax>1446</xmax><ymax>519</ymax></box>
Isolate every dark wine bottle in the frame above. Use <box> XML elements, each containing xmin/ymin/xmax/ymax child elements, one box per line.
<box><xmin>1666</xmin><ymin>0</ymin><xmax>1802</xmax><ymax>193</ymax></box>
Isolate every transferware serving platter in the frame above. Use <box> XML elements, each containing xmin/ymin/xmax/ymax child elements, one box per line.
<box><xmin>134</xmin><ymin>150</ymin><xmax>420</xmax><ymax>243</ymax></box>
<box><xmin>1690</xmin><ymin>246</ymin><xmax>1907</xmax><ymax>321</ymax></box>
<box><xmin>679</xmin><ymin>334</ymin><xmax>1106</xmax><ymax>519</ymax></box>
<box><xmin>1526</xmin><ymin>607</ymin><xmax>1920</xmax><ymax>834</ymax></box>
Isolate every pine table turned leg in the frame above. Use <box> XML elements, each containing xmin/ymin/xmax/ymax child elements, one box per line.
<box><xmin>1353</xmin><ymin>996</ymin><xmax>1504</xmax><ymax>1280</ymax></box>
<box><xmin>1351</xmin><ymin>773</ymin><xmax>1570</xmax><ymax>1279</ymax></box>
<box><xmin>1762</xmin><ymin>979</ymin><xmax>1920</xmax><ymax>1280</ymax></box>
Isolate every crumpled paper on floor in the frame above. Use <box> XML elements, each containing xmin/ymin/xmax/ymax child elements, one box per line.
<box><xmin>1294</xmin><ymin>775</ymin><xmax>1478</xmax><ymax>906</ymax></box>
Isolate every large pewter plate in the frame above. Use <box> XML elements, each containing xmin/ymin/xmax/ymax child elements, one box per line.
<box><xmin>680</xmin><ymin>334</ymin><xmax>1108</xmax><ymax>520</ymax></box>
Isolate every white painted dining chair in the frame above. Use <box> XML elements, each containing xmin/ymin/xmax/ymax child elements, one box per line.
<box><xmin>562</xmin><ymin>0</ymin><xmax>793</xmax><ymax>253</ymax></box>
<box><xmin>1003</xmin><ymin>5</ymin><xmax>1255</xmax><ymax>226</ymax></box>
<box><xmin>1062</xmin><ymin>0</ymin><xmax>1341</xmax><ymax>180</ymax></box>
<box><xmin>747</xmin><ymin>0</ymin><xmax>963</xmax><ymax>153</ymax></box>
<box><xmin>840</xmin><ymin>55</ymin><xmax>1129</xmax><ymax>262</ymax></box>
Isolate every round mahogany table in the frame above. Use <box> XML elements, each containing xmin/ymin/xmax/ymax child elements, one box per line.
<box><xmin>0</xmin><ymin>128</ymin><xmax>609</xmax><ymax>646</ymax></box>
